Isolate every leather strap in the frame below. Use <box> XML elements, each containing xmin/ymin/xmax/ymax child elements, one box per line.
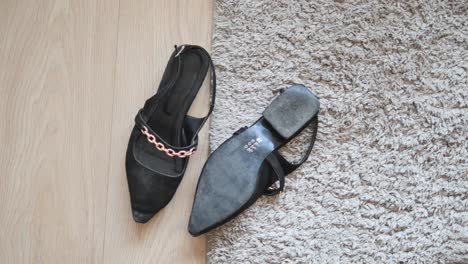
<box><xmin>263</xmin><ymin>154</ymin><xmax>286</xmax><ymax>196</ymax></box>
<box><xmin>233</xmin><ymin>126</ymin><xmax>248</xmax><ymax>136</ymax></box>
<box><xmin>175</xmin><ymin>45</ymin><xmax>216</xmax><ymax>137</ymax></box>
<box><xmin>263</xmin><ymin>116</ymin><xmax>318</xmax><ymax>196</ymax></box>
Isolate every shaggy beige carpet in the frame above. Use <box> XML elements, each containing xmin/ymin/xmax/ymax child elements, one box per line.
<box><xmin>207</xmin><ymin>0</ymin><xmax>468</xmax><ymax>263</ymax></box>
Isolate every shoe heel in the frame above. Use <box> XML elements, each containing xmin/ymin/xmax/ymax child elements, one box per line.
<box><xmin>262</xmin><ymin>84</ymin><xmax>320</xmax><ymax>139</ymax></box>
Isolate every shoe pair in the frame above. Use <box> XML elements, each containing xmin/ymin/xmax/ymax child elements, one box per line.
<box><xmin>126</xmin><ymin>45</ymin><xmax>320</xmax><ymax>236</ymax></box>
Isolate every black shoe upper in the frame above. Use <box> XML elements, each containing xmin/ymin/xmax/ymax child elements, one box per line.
<box><xmin>125</xmin><ymin>45</ymin><xmax>216</xmax><ymax>223</ymax></box>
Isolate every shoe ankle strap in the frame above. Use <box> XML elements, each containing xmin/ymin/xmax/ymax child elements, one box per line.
<box><xmin>264</xmin><ymin>116</ymin><xmax>319</xmax><ymax>196</ymax></box>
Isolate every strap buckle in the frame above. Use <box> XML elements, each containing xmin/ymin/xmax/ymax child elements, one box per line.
<box><xmin>175</xmin><ymin>45</ymin><xmax>185</xmax><ymax>57</ymax></box>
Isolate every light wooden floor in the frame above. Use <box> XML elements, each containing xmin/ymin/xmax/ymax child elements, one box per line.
<box><xmin>0</xmin><ymin>0</ymin><xmax>213</xmax><ymax>263</ymax></box>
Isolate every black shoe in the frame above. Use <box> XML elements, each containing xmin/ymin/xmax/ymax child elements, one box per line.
<box><xmin>188</xmin><ymin>85</ymin><xmax>319</xmax><ymax>236</ymax></box>
<box><xmin>126</xmin><ymin>45</ymin><xmax>216</xmax><ymax>223</ymax></box>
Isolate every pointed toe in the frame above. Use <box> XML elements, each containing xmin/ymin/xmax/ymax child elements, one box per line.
<box><xmin>125</xmin><ymin>133</ymin><xmax>183</xmax><ymax>224</ymax></box>
<box><xmin>188</xmin><ymin>187</ymin><xmax>230</xmax><ymax>236</ymax></box>
<box><xmin>188</xmin><ymin>211</ymin><xmax>211</xmax><ymax>236</ymax></box>
<box><xmin>188</xmin><ymin>222</ymin><xmax>201</xmax><ymax>237</ymax></box>
<box><xmin>132</xmin><ymin>209</ymin><xmax>155</xmax><ymax>224</ymax></box>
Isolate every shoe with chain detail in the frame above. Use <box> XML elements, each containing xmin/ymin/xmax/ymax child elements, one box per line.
<box><xmin>126</xmin><ymin>45</ymin><xmax>216</xmax><ymax>223</ymax></box>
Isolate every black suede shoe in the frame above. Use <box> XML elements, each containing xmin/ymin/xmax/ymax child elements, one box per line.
<box><xmin>126</xmin><ymin>45</ymin><xmax>216</xmax><ymax>223</ymax></box>
<box><xmin>189</xmin><ymin>85</ymin><xmax>318</xmax><ymax>236</ymax></box>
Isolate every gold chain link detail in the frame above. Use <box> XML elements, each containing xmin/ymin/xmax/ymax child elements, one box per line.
<box><xmin>141</xmin><ymin>126</ymin><xmax>196</xmax><ymax>158</ymax></box>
